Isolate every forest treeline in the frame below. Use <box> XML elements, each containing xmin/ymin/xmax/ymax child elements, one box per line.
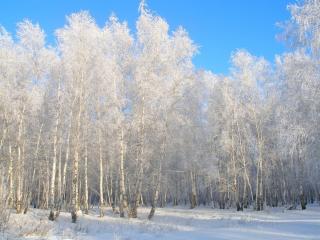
<box><xmin>0</xmin><ymin>0</ymin><xmax>319</xmax><ymax>222</ymax></box>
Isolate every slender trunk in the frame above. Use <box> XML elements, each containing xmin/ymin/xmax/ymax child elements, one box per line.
<box><xmin>231</xmin><ymin>126</ymin><xmax>240</xmax><ymax>210</ymax></box>
<box><xmin>71</xmin><ymin>84</ymin><xmax>83</xmax><ymax>223</ymax></box>
<box><xmin>84</xmin><ymin>142</ymin><xmax>89</xmax><ymax>214</ymax></box>
<box><xmin>8</xmin><ymin>143</ymin><xmax>13</xmax><ymax>208</ymax></box>
<box><xmin>129</xmin><ymin>100</ymin><xmax>145</xmax><ymax>218</ymax></box>
<box><xmin>106</xmin><ymin>168</ymin><xmax>113</xmax><ymax>207</ymax></box>
<box><xmin>279</xmin><ymin>158</ymin><xmax>287</xmax><ymax>205</ymax></box>
<box><xmin>255</xmin><ymin>145</ymin><xmax>263</xmax><ymax>211</ymax></box>
<box><xmin>49</xmin><ymin>117</ymin><xmax>60</xmax><ymax>220</ymax></box>
<box><xmin>253</xmin><ymin>112</ymin><xmax>263</xmax><ymax>211</ymax></box>
<box><xmin>190</xmin><ymin>170</ymin><xmax>197</xmax><ymax>209</ymax></box>
<box><xmin>148</xmin><ymin>125</ymin><xmax>166</xmax><ymax>220</ymax></box>
<box><xmin>37</xmin><ymin>167</ymin><xmax>41</xmax><ymax>208</ymax></box>
<box><xmin>50</xmin><ymin>81</ymin><xmax>61</xmax><ymax>220</ymax></box>
<box><xmin>62</xmin><ymin>96</ymin><xmax>76</xmax><ymax>206</ymax></box>
<box><xmin>119</xmin><ymin>127</ymin><xmax>127</xmax><ymax>217</ymax></box>
<box><xmin>0</xmin><ymin>113</ymin><xmax>7</xmax><ymax>151</ymax></box>
<box><xmin>298</xmin><ymin>140</ymin><xmax>306</xmax><ymax>210</ymax></box>
<box><xmin>148</xmin><ymin>161</ymin><xmax>161</xmax><ymax>220</ymax></box>
<box><xmin>98</xmin><ymin>130</ymin><xmax>104</xmax><ymax>217</ymax></box>
<box><xmin>16</xmin><ymin>105</ymin><xmax>25</xmax><ymax>214</ymax></box>
<box><xmin>129</xmin><ymin>161</ymin><xmax>143</xmax><ymax>218</ymax></box>
<box><xmin>62</xmin><ymin>125</ymin><xmax>72</xmax><ymax>204</ymax></box>
<box><xmin>57</xmin><ymin>143</ymin><xmax>62</xmax><ymax>209</ymax></box>
<box><xmin>33</xmin><ymin>124</ymin><xmax>43</xmax><ymax>208</ymax></box>
<box><xmin>45</xmin><ymin>155</ymin><xmax>50</xmax><ymax>209</ymax></box>
<box><xmin>16</xmin><ymin>133</ymin><xmax>22</xmax><ymax>213</ymax></box>
<box><xmin>71</xmin><ymin>138</ymin><xmax>80</xmax><ymax>222</ymax></box>
<box><xmin>21</xmin><ymin>138</ymin><xmax>27</xmax><ymax>213</ymax></box>
<box><xmin>256</xmin><ymin>158</ymin><xmax>261</xmax><ymax>210</ymax></box>
<box><xmin>259</xmin><ymin>156</ymin><xmax>263</xmax><ymax>209</ymax></box>
<box><xmin>208</xmin><ymin>175</ymin><xmax>214</xmax><ymax>208</ymax></box>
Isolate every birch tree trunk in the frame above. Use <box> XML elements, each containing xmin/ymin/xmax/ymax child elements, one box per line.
<box><xmin>98</xmin><ymin>130</ymin><xmax>104</xmax><ymax>217</ymax></box>
<box><xmin>190</xmin><ymin>170</ymin><xmax>197</xmax><ymax>209</ymax></box>
<box><xmin>84</xmin><ymin>142</ymin><xmax>89</xmax><ymax>214</ymax></box>
<box><xmin>148</xmin><ymin>159</ymin><xmax>161</xmax><ymax>220</ymax></box>
<box><xmin>119</xmin><ymin>126</ymin><xmax>127</xmax><ymax>217</ymax></box>
<box><xmin>71</xmin><ymin>84</ymin><xmax>83</xmax><ymax>223</ymax></box>
<box><xmin>45</xmin><ymin>155</ymin><xmax>50</xmax><ymax>209</ymax></box>
<box><xmin>57</xmin><ymin>144</ymin><xmax>62</xmax><ymax>210</ymax></box>
<box><xmin>230</xmin><ymin>116</ymin><xmax>241</xmax><ymax>211</ymax></box>
<box><xmin>298</xmin><ymin>139</ymin><xmax>307</xmax><ymax>210</ymax></box>
<box><xmin>255</xmin><ymin>115</ymin><xmax>264</xmax><ymax>211</ymax></box>
<box><xmin>49</xmin><ymin>81</ymin><xmax>61</xmax><ymax>220</ymax></box>
<box><xmin>49</xmin><ymin>116</ymin><xmax>60</xmax><ymax>217</ymax></box>
<box><xmin>62</xmin><ymin>110</ymin><xmax>74</xmax><ymax>206</ymax></box>
<box><xmin>129</xmin><ymin>160</ymin><xmax>143</xmax><ymax>218</ymax></box>
<box><xmin>129</xmin><ymin>100</ymin><xmax>145</xmax><ymax>218</ymax></box>
<box><xmin>49</xmin><ymin>128</ymin><xmax>58</xmax><ymax>219</ymax></box>
<box><xmin>148</xmin><ymin>125</ymin><xmax>166</xmax><ymax>220</ymax></box>
<box><xmin>16</xmin><ymin>105</ymin><xmax>25</xmax><ymax>214</ymax></box>
<box><xmin>7</xmin><ymin>144</ymin><xmax>13</xmax><ymax>208</ymax></box>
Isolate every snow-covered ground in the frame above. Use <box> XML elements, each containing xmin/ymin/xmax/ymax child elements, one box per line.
<box><xmin>3</xmin><ymin>205</ymin><xmax>320</xmax><ymax>240</ymax></box>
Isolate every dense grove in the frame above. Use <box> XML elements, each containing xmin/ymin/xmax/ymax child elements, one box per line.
<box><xmin>0</xmin><ymin>0</ymin><xmax>319</xmax><ymax>223</ymax></box>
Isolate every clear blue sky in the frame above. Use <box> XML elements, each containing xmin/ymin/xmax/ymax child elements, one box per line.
<box><xmin>0</xmin><ymin>0</ymin><xmax>293</xmax><ymax>74</ymax></box>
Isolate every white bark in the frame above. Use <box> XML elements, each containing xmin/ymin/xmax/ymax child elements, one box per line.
<box><xmin>119</xmin><ymin>126</ymin><xmax>127</xmax><ymax>217</ymax></box>
<box><xmin>84</xmin><ymin>142</ymin><xmax>89</xmax><ymax>214</ymax></box>
<box><xmin>98</xmin><ymin>130</ymin><xmax>104</xmax><ymax>217</ymax></box>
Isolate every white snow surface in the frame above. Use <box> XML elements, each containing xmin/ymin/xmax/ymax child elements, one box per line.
<box><xmin>3</xmin><ymin>205</ymin><xmax>320</xmax><ymax>240</ymax></box>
